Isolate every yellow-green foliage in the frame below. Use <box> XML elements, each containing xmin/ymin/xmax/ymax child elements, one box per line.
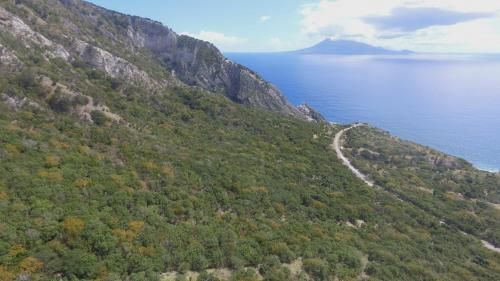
<box><xmin>62</xmin><ymin>217</ymin><xmax>85</xmax><ymax>236</ymax></box>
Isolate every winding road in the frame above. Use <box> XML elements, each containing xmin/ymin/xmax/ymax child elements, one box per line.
<box><xmin>332</xmin><ymin>123</ymin><xmax>374</xmax><ymax>187</ymax></box>
<box><xmin>332</xmin><ymin>123</ymin><xmax>500</xmax><ymax>254</ymax></box>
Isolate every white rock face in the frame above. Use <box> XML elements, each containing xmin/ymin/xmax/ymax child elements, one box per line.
<box><xmin>70</xmin><ymin>39</ymin><xmax>159</xmax><ymax>87</ymax></box>
<box><xmin>124</xmin><ymin>17</ymin><xmax>310</xmax><ymax>118</ymax></box>
<box><xmin>297</xmin><ymin>104</ymin><xmax>327</xmax><ymax>123</ymax></box>
<box><xmin>0</xmin><ymin>5</ymin><xmax>163</xmax><ymax>89</ymax></box>
<box><xmin>1</xmin><ymin>93</ymin><xmax>42</xmax><ymax>111</ymax></box>
<box><xmin>0</xmin><ymin>43</ymin><xmax>21</xmax><ymax>67</ymax></box>
<box><xmin>0</xmin><ymin>6</ymin><xmax>70</xmax><ymax>60</ymax></box>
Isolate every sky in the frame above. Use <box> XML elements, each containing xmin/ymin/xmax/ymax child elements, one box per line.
<box><xmin>87</xmin><ymin>0</ymin><xmax>500</xmax><ymax>53</ymax></box>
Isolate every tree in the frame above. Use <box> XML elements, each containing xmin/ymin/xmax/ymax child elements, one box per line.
<box><xmin>20</xmin><ymin>256</ymin><xmax>44</xmax><ymax>273</ymax></box>
<box><xmin>0</xmin><ymin>266</ymin><xmax>15</xmax><ymax>281</ymax></box>
<box><xmin>82</xmin><ymin>223</ymin><xmax>117</xmax><ymax>255</ymax></box>
<box><xmin>62</xmin><ymin>249</ymin><xmax>98</xmax><ymax>279</ymax></box>
<box><xmin>62</xmin><ymin>217</ymin><xmax>85</xmax><ymax>237</ymax></box>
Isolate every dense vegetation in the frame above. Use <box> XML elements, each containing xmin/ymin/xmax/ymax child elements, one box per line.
<box><xmin>0</xmin><ymin>0</ymin><xmax>499</xmax><ymax>280</ymax></box>
<box><xmin>1</xmin><ymin>62</ymin><xmax>499</xmax><ymax>281</ymax></box>
<box><xmin>344</xmin><ymin>126</ymin><xmax>500</xmax><ymax>248</ymax></box>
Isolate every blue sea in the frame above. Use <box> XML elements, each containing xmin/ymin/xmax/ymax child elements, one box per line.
<box><xmin>226</xmin><ymin>53</ymin><xmax>500</xmax><ymax>172</ymax></box>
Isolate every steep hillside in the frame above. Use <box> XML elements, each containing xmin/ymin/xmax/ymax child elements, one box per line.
<box><xmin>0</xmin><ymin>0</ymin><xmax>314</xmax><ymax>120</ymax></box>
<box><xmin>0</xmin><ymin>1</ymin><xmax>499</xmax><ymax>281</ymax></box>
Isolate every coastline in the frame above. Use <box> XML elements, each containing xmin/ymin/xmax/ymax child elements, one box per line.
<box><xmin>330</xmin><ymin>120</ymin><xmax>500</xmax><ymax>175</ymax></box>
<box><xmin>226</xmin><ymin>52</ymin><xmax>500</xmax><ymax>175</ymax></box>
<box><xmin>335</xmin><ymin>123</ymin><xmax>500</xmax><ymax>254</ymax></box>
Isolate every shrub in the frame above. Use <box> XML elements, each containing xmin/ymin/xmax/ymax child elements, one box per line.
<box><xmin>110</xmin><ymin>78</ymin><xmax>122</xmax><ymax>90</ymax></box>
<box><xmin>45</xmin><ymin>155</ymin><xmax>60</xmax><ymax>167</ymax></box>
<box><xmin>262</xmin><ymin>268</ymin><xmax>290</xmax><ymax>281</ymax></box>
<box><xmin>16</xmin><ymin>69</ymin><xmax>37</xmax><ymax>89</ymax></box>
<box><xmin>270</xmin><ymin>242</ymin><xmax>295</xmax><ymax>263</ymax></box>
<box><xmin>48</xmin><ymin>92</ymin><xmax>72</xmax><ymax>112</ymax></box>
<box><xmin>71</xmin><ymin>58</ymin><xmax>87</xmax><ymax>68</ymax></box>
<box><xmin>303</xmin><ymin>259</ymin><xmax>330</xmax><ymax>281</ymax></box>
<box><xmin>37</xmin><ymin>170</ymin><xmax>64</xmax><ymax>182</ymax></box>
<box><xmin>198</xmin><ymin>271</ymin><xmax>221</xmax><ymax>281</ymax></box>
<box><xmin>72</xmin><ymin>95</ymin><xmax>89</xmax><ymax>106</ymax></box>
<box><xmin>4</xmin><ymin>144</ymin><xmax>20</xmax><ymax>156</ymax></box>
<box><xmin>259</xmin><ymin>255</ymin><xmax>281</xmax><ymax>275</ymax></box>
<box><xmin>230</xmin><ymin>268</ymin><xmax>260</xmax><ymax>281</ymax></box>
<box><xmin>91</xmin><ymin>110</ymin><xmax>108</xmax><ymax>126</ymax></box>
<box><xmin>74</xmin><ymin>178</ymin><xmax>91</xmax><ymax>188</ymax></box>
<box><xmin>128</xmin><ymin>220</ymin><xmax>145</xmax><ymax>233</ymax></box>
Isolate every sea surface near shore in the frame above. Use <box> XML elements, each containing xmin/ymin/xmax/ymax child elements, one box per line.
<box><xmin>227</xmin><ymin>53</ymin><xmax>500</xmax><ymax>172</ymax></box>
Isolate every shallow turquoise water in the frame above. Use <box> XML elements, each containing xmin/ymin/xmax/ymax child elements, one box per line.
<box><xmin>227</xmin><ymin>53</ymin><xmax>500</xmax><ymax>172</ymax></box>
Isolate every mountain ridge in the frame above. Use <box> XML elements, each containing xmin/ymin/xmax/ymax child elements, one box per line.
<box><xmin>2</xmin><ymin>0</ymin><xmax>324</xmax><ymax>121</ymax></box>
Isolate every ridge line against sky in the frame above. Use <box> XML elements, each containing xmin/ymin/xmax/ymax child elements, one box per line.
<box><xmin>87</xmin><ymin>0</ymin><xmax>500</xmax><ymax>53</ymax></box>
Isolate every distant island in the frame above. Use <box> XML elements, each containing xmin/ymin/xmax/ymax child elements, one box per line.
<box><xmin>293</xmin><ymin>39</ymin><xmax>414</xmax><ymax>55</ymax></box>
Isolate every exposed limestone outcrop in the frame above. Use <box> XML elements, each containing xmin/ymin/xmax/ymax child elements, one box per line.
<box><xmin>0</xmin><ymin>4</ymin><xmax>165</xmax><ymax>88</ymax></box>
<box><xmin>0</xmin><ymin>6</ymin><xmax>70</xmax><ymax>60</ymax></box>
<box><xmin>1</xmin><ymin>92</ymin><xmax>42</xmax><ymax>111</ymax></box>
<box><xmin>70</xmin><ymin>39</ymin><xmax>161</xmax><ymax>88</ymax></box>
<box><xmin>297</xmin><ymin>104</ymin><xmax>327</xmax><ymax>123</ymax></box>
<box><xmin>0</xmin><ymin>43</ymin><xmax>22</xmax><ymax>67</ymax></box>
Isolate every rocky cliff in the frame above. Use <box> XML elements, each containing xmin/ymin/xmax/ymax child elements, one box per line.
<box><xmin>1</xmin><ymin>0</ymin><xmax>323</xmax><ymax>121</ymax></box>
<box><xmin>297</xmin><ymin>104</ymin><xmax>327</xmax><ymax>123</ymax></box>
<box><xmin>122</xmin><ymin>15</ymin><xmax>306</xmax><ymax>117</ymax></box>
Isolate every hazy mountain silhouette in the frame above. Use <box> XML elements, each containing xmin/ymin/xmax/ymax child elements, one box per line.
<box><xmin>293</xmin><ymin>39</ymin><xmax>414</xmax><ymax>55</ymax></box>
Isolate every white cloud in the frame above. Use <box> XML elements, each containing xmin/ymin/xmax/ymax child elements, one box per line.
<box><xmin>269</xmin><ymin>37</ymin><xmax>281</xmax><ymax>45</ymax></box>
<box><xmin>267</xmin><ymin>37</ymin><xmax>285</xmax><ymax>50</ymax></box>
<box><xmin>260</xmin><ymin>16</ymin><xmax>271</xmax><ymax>22</ymax></box>
<box><xmin>265</xmin><ymin>37</ymin><xmax>309</xmax><ymax>52</ymax></box>
<box><xmin>181</xmin><ymin>31</ymin><xmax>247</xmax><ymax>51</ymax></box>
<box><xmin>395</xmin><ymin>18</ymin><xmax>500</xmax><ymax>53</ymax></box>
<box><xmin>300</xmin><ymin>0</ymin><xmax>500</xmax><ymax>53</ymax></box>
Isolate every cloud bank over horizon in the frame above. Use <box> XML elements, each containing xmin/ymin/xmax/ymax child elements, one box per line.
<box><xmin>300</xmin><ymin>0</ymin><xmax>500</xmax><ymax>53</ymax></box>
<box><xmin>364</xmin><ymin>7</ymin><xmax>493</xmax><ymax>33</ymax></box>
